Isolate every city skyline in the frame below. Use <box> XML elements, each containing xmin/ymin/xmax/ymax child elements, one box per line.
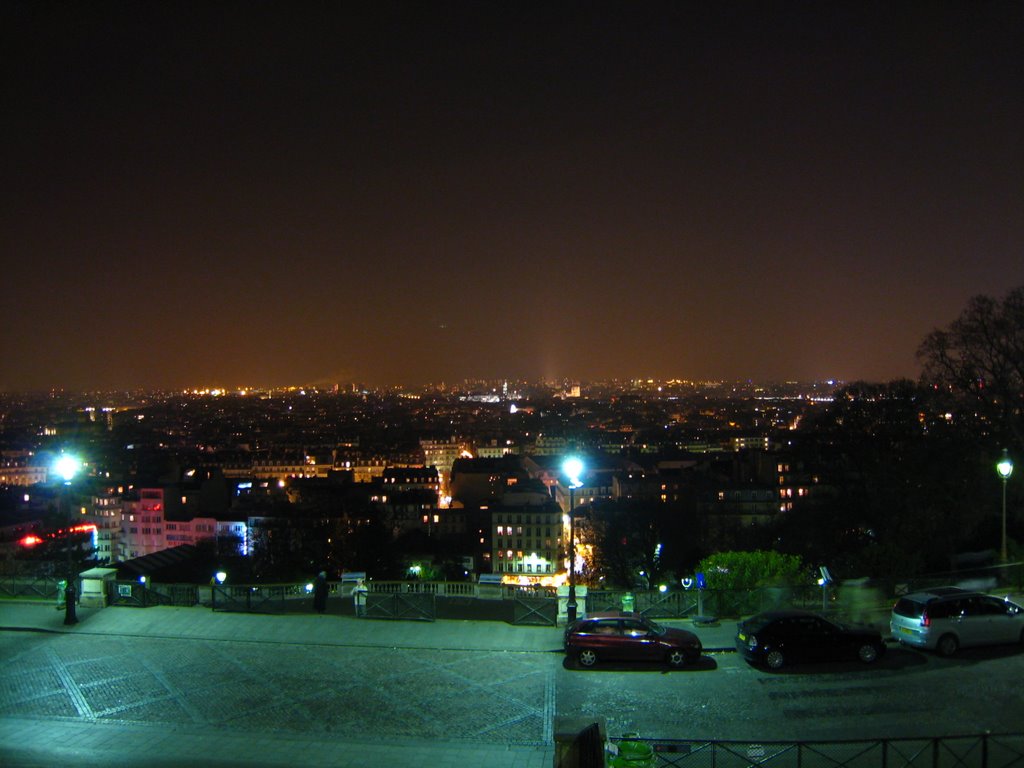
<box><xmin>3</xmin><ymin>1</ymin><xmax>1022</xmax><ymax>392</ymax></box>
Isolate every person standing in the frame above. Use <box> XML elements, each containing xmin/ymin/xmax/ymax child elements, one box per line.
<box><xmin>313</xmin><ymin>571</ymin><xmax>328</xmax><ymax>614</ymax></box>
<box><xmin>353</xmin><ymin>578</ymin><xmax>368</xmax><ymax>617</ymax></box>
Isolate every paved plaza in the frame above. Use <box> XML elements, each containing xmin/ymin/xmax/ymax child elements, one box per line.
<box><xmin>1</xmin><ymin>602</ymin><xmax>740</xmax><ymax>767</ymax></box>
<box><xmin>1</xmin><ymin>601</ymin><xmax>619</xmax><ymax>767</ymax></box>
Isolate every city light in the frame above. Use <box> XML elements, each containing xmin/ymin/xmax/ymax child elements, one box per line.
<box><xmin>998</xmin><ymin>449</ymin><xmax>1014</xmax><ymax>562</ymax></box>
<box><xmin>562</xmin><ymin>456</ymin><xmax>584</xmax><ymax>623</ymax></box>
<box><xmin>54</xmin><ymin>454</ymin><xmax>80</xmax><ymax>483</ymax></box>
<box><xmin>563</xmin><ymin>457</ymin><xmax>584</xmax><ymax>489</ymax></box>
<box><xmin>18</xmin><ymin>523</ymin><xmax>96</xmax><ymax>547</ymax></box>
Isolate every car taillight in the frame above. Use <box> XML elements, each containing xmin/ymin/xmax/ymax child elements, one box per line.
<box><xmin>921</xmin><ymin>610</ymin><xmax>930</xmax><ymax>628</ymax></box>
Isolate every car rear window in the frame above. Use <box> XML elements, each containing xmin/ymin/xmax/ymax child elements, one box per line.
<box><xmin>927</xmin><ymin>599</ymin><xmax>961</xmax><ymax>619</ymax></box>
<box><xmin>893</xmin><ymin>598</ymin><xmax>925</xmax><ymax>618</ymax></box>
<box><xmin>741</xmin><ymin>615</ymin><xmax>775</xmax><ymax>633</ymax></box>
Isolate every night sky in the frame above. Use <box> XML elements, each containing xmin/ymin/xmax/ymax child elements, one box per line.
<box><xmin>3</xmin><ymin>1</ymin><xmax>1022</xmax><ymax>392</ymax></box>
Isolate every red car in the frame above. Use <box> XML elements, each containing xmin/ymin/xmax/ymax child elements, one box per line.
<box><xmin>564</xmin><ymin>611</ymin><xmax>703</xmax><ymax>668</ymax></box>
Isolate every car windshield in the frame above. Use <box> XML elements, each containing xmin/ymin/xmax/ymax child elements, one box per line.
<box><xmin>643</xmin><ymin>619</ymin><xmax>667</xmax><ymax>636</ymax></box>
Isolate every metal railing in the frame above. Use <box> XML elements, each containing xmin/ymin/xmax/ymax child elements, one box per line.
<box><xmin>606</xmin><ymin>734</ymin><xmax>1024</xmax><ymax>768</ymax></box>
<box><xmin>0</xmin><ymin>575</ymin><xmax>61</xmax><ymax>600</ymax></box>
<box><xmin>211</xmin><ymin>582</ymin><xmax>325</xmax><ymax>613</ymax></box>
<box><xmin>107</xmin><ymin>581</ymin><xmax>198</xmax><ymax>607</ymax></box>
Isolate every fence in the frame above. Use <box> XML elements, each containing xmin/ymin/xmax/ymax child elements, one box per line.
<box><xmin>107</xmin><ymin>581</ymin><xmax>198</xmax><ymax>607</ymax></box>
<box><xmin>603</xmin><ymin>734</ymin><xmax>1024</xmax><ymax>768</ymax></box>
<box><xmin>205</xmin><ymin>580</ymin><xmax>561</xmax><ymax>624</ymax></box>
<box><xmin>6</xmin><ymin>568</ymin><xmax>1023</xmax><ymax>627</ymax></box>
<box><xmin>210</xmin><ymin>583</ymin><xmax>322</xmax><ymax>613</ymax></box>
<box><xmin>0</xmin><ymin>574</ymin><xmax>62</xmax><ymax>600</ymax></box>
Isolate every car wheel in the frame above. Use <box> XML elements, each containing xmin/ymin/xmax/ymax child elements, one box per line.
<box><xmin>857</xmin><ymin>643</ymin><xmax>879</xmax><ymax>663</ymax></box>
<box><xmin>577</xmin><ymin>649</ymin><xmax>598</xmax><ymax>668</ymax></box>
<box><xmin>766</xmin><ymin>649</ymin><xmax>785</xmax><ymax>670</ymax></box>
<box><xmin>936</xmin><ymin>634</ymin><xmax>959</xmax><ymax>657</ymax></box>
<box><xmin>666</xmin><ymin>649</ymin><xmax>687</xmax><ymax>668</ymax></box>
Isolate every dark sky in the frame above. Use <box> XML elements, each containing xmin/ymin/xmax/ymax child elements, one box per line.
<box><xmin>3</xmin><ymin>1</ymin><xmax>1022</xmax><ymax>391</ymax></box>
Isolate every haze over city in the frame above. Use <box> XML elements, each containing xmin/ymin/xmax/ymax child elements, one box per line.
<box><xmin>3</xmin><ymin>1</ymin><xmax>1022</xmax><ymax>392</ymax></box>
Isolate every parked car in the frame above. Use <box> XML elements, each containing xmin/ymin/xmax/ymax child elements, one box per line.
<box><xmin>564</xmin><ymin>611</ymin><xmax>703</xmax><ymax>668</ymax></box>
<box><xmin>735</xmin><ymin>609</ymin><xmax>886</xmax><ymax>670</ymax></box>
<box><xmin>890</xmin><ymin>586</ymin><xmax>1024</xmax><ymax>656</ymax></box>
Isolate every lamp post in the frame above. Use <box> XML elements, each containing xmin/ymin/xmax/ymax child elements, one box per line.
<box><xmin>997</xmin><ymin>449</ymin><xmax>1014</xmax><ymax>563</ymax></box>
<box><xmin>54</xmin><ymin>454</ymin><xmax>81</xmax><ymax>626</ymax></box>
<box><xmin>562</xmin><ymin>456</ymin><xmax>584</xmax><ymax>624</ymax></box>
<box><xmin>211</xmin><ymin>570</ymin><xmax>227</xmax><ymax>611</ymax></box>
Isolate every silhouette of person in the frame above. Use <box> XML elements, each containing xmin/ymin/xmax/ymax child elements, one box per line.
<box><xmin>353</xmin><ymin>578</ymin><xmax>368</xmax><ymax>617</ymax></box>
<box><xmin>313</xmin><ymin>571</ymin><xmax>328</xmax><ymax>614</ymax></box>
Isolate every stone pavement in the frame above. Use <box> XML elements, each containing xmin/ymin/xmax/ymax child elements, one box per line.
<box><xmin>0</xmin><ymin>601</ymin><xmax>740</xmax><ymax>768</ymax></box>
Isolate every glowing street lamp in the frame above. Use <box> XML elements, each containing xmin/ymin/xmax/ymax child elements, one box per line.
<box><xmin>562</xmin><ymin>456</ymin><xmax>584</xmax><ymax>623</ymax></box>
<box><xmin>997</xmin><ymin>449</ymin><xmax>1014</xmax><ymax>562</ymax></box>
<box><xmin>211</xmin><ymin>571</ymin><xmax>227</xmax><ymax>611</ymax></box>
<box><xmin>55</xmin><ymin>454</ymin><xmax>81</xmax><ymax>484</ymax></box>
<box><xmin>54</xmin><ymin>453</ymin><xmax>81</xmax><ymax>625</ymax></box>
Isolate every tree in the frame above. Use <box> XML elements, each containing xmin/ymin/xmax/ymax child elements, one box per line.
<box><xmin>695</xmin><ymin>550</ymin><xmax>808</xmax><ymax>591</ymax></box>
<box><xmin>586</xmin><ymin>499</ymin><xmax>696</xmax><ymax>588</ymax></box>
<box><xmin>918</xmin><ymin>286</ymin><xmax>1024</xmax><ymax>449</ymax></box>
<box><xmin>795</xmin><ymin>380</ymin><xmax>993</xmax><ymax>574</ymax></box>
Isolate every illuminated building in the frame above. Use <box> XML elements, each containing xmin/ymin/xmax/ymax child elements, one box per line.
<box><xmin>420</xmin><ymin>437</ymin><xmax>470</xmax><ymax>500</ymax></box>
<box><xmin>490</xmin><ymin>501</ymin><xmax>562</xmax><ymax>581</ymax></box>
<box><xmin>84</xmin><ymin>486</ymin><xmax>124</xmax><ymax>564</ymax></box>
<box><xmin>0</xmin><ymin>455</ymin><xmax>47</xmax><ymax>486</ymax></box>
<box><xmin>120</xmin><ymin>487</ymin><xmax>248</xmax><ymax>559</ymax></box>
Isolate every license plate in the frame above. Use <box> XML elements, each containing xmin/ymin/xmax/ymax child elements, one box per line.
<box><xmin>899</xmin><ymin>626</ymin><xmax>913</xmax><ymax>635</ymax></box>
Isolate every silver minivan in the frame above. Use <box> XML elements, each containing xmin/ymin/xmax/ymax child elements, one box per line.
<box><xmin>890</xmin><ymin>586</ymin><xmax>1024</xmax><ymax>656</ymax></box>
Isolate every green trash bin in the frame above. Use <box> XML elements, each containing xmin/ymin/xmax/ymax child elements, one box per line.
<box><xmin>608</xmin><ymin>734</ymin><xmax>655</xmax><ymax>767</ymax></box>
<box><xmin>621</xmin><ymin>592</ymin><xmax>635</xmax><ymax>613</ymax></box>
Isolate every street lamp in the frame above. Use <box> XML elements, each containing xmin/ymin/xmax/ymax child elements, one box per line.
<box><xmin>562</xmin><ymin>456</ymin><xmax>584</xmax><ymax>623</ymax></box>
<box><xmin>211</xmin><ymin>571</ymin><xmax>227</xmax><ymax>611</ymax></box>
<box><xmin>54</xmin><ymin>453</ymin><xmax>81</xmax><ymax>625</ymax></box>
<box><xmin>997</xmin><ymin>449</ymin><xmax>1014</xmax><ymax>562</ymax></box>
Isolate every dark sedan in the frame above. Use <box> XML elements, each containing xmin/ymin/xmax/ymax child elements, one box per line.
<box><xmin>564</xmin><ymin>611</ymin><xmax>703</xmax><ymax>668</ymax></box>
<box><xmin>736</xmin><ymin>609</ymin><xmax>886</xmax><ymax>670</ymax></box>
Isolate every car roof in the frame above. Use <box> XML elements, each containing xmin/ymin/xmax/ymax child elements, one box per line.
<box><xmin>750</xmin><ymin>609</ymin><xmax>821</xmax><ymax>620</ymax></box>
<box><xmin>582</xmin><ymin>611</ymin><xmax>643</xmax><ymax>620</ymax></box>
<box><xmin>900</xmin><ymin>586</ymin><xmax>975</xmax><ymax>601</ymax></box>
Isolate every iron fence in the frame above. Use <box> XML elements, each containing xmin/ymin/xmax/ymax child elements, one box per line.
<box><xmin>585</xmin><ymin>586</ymin><xmax>824</xmax><ymax>620</ymax></box>
<box><xmin>607</xmin><ymin>734</ymin><xmax>1024</xmax><ymax>768</ymax></box>
<box><xmin>211</xmin><ymin>583</ymin><xmax>328</xmax><ymax>613</ymax></box>
<box><xmin>365</xmin><ymin>591</ymin><xmax>436</xmax><ymax>621</ymax></box>
<box><xmin>512</xmin><ymin>595</ymin><xmax>558</xmax><ymax>625</ymax></box>
<box><xmin>0</xmin><ymin>575</ymin><xmax>61</xmax><ymax>600</ymax></box>
<box><xmin>7</xmin><ymin>571</ymin><xmax>1021</xmax><ymax>625</ymax></box>
<box><xmin>107</xmin><ymin>581</ymin><xmax>198</xmax><ymax>607</ymax></box>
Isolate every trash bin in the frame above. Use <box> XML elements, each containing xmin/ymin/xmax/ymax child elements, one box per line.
<box><xmin>621</xmin><ymin>592</ymin><xmax>635</xmax><ymax>612</ymax></box>
<box><xmin>608</xmin><ymin>734</ymin><xmax>655</xmax><ymax>767</ymax></box>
